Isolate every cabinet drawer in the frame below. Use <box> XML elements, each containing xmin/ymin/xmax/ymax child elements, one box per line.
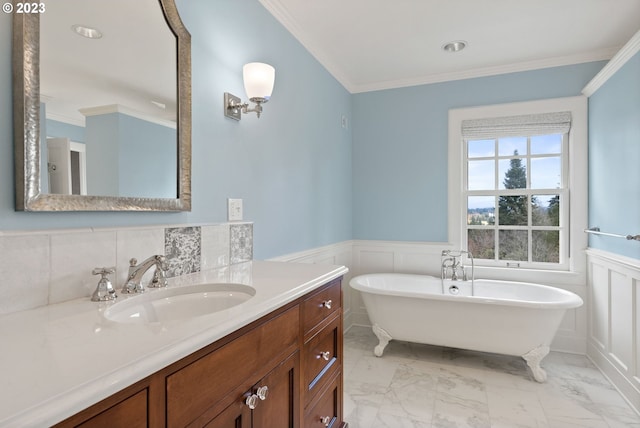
<box><xmin>166</xmin><ymin>306</ymin><xmax>299</xmax><ymax>427</ymax></box>
<box><xmin>304</xmin><ymin>314</ymin><xmax>340</xmax><ymax>397</ymax></box>
<box><xmin>302</xmin><ymin>280</ymin><xmax>341</xmax><ymax>336</ymax></box>
<box><xmin>304</xmin><ymin>373</ymin><xmax>341</xmax><ymax>428</ymax></box>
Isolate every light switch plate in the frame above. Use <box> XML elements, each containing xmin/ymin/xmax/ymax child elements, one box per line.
<box><xmin>228</xmin><ymin>198</ymin><xmax>243</xmax><ymax>221</ymax></box>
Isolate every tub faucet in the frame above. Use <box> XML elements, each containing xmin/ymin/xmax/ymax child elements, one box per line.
<box><xmin>441</xmin><ymin>249</ymin><xmax>475</xmax><ymax>295</ymax></box>
<box><xmin>441</xmin><ymin>256</ymin><xmax>457</xmax><ymax>281</ymax></box>
<box><xmin>122</xmin><ymin>255</ymin><xmax>169</xmax><ymax>294</ymax></box>
<box><xmin>441</xmin><ymin>250</ymin><xmax>474</xmax><ymax>282</ymax></box>
<box><xmin>441</xmin><ymin>252</ymin><xmax>464</xmax><ymax>281</ymax></box>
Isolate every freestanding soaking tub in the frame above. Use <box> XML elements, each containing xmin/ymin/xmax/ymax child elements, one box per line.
<box><xmin>349</xmin><ymin>273</ymin><xmax>583</xmax><ymax>382</ymax></box>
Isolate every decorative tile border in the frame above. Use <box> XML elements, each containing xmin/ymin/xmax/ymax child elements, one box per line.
<box><xmin>230</xmin><ymin>224</ymin><xmax>253</xmax><ymax>264</ymax></box>
<box><xmin>164</xmin><ymin>226</ymin><xmax>202</xmax><ymax>277</ymax></box>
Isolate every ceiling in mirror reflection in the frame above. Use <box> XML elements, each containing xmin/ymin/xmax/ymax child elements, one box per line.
<box><xmin>40</xmin><ymin>0</ymin><xmax>177</xmax><ymax>127</ymax></box>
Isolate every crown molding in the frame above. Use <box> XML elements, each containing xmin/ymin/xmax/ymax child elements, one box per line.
<box><xmin>582</xmin><ymin>29</ymin><xmax>640</xmax><ymax>97</ymax></box>
<box><xmin>79</xmin><ymin>104</ymin><xmax>177</xmax><ymax>129</ymax></box>
<box><xmin>351</xmin><ymin>48</ymin><xmax>617</xmax><ymax>93</ymax></box>
<box><xmin>260</xmin><ymin>0</ymin><xmax>622</xmax><ymax>94</ymax></box>
<box><xmin>45</xmin><ymin>112</ymin><xmax>85</xmax><ymax>128</ymax></box>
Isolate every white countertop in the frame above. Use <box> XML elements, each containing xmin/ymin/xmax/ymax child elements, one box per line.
<box><xmin>0</xmin><ymin>260</ymin><xmax>348</xmax><ymax>427</ymax></box>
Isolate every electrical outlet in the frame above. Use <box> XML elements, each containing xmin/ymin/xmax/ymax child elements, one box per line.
<box><xmin>228</xmin><ymin>198</ymin><xmax>243</xmax><ymax>221</ymax></box>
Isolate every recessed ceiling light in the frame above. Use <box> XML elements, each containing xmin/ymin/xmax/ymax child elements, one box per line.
<box><xmin>442</xmin><ymin>40</ymin><xmax>467</xmax><ymax>53</ymax></box>
<box><xmin>71</xmin><ymin>24</ymin><xmax>103</xmax><ymax>39</ymax></box>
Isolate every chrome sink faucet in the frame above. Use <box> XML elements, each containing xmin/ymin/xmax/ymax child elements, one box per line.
<box><xmin>122</xmin><ymin>255</ymin><xmax>169</xmax><ymax>294</ymax></box>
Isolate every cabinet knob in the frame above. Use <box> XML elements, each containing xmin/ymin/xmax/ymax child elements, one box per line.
<box><xmin>245</xmin><ymin>394</ymin><xmax>259</xmax><ymax>410</ymax></box>
<box><xmin>256</xmin><ymin>385</ymin><xmax>269</xmax><ymax>401</ymax></box>
<box><xmin>318</xmin><ymin>351</ymin><xmax>330</xmax><ymax>361</ymax></box>
<box><xmin>320</xmin><ymin>415</ymin><xmax>332</xmax><ymax>426</ymax></box>
<box><xmin>322</xmin><ymin>299</ymin><xmax>332</xmax><ymax>309</ymax></box>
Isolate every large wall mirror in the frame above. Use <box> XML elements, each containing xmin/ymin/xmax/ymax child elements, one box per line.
<box><xmin>13</xmin><ymin>0</ymin><xmax>191</xmax><ymax>211</ymax></box>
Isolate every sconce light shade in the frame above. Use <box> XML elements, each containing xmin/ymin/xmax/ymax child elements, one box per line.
<box><xmin>243</xmin><ymin>62</ymin><xmax>275</xmax><ymax>104</ymax></box>
<box><xmin>224</xmin><ymin>62</ymin><xmax>275</xmax><ymax>121</ymax></box>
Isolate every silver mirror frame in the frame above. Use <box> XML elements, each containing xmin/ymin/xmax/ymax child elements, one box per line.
<box><xmin>12</xmin><ymin>0</ymin><xmax>191</xmax><ymax>211</ymax></box>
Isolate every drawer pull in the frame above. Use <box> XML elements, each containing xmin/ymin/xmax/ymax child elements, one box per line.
<box><xmin>320</xmin><ymin>415</ymin><xmax>332</xmax><ymax>426</ymax></box>
<box><xmin>245</xmin><ymin>394</ymin><xmax>259</xmax><ymax>410</ymax></box>
<box><xmin>321</xmin><ymin>300</ymin><xmax>332</xmax><ymax>309</ymax></box>
<box><xmin>256</xmin><ymin>385</ymin><xmax>269</xmax><ymax>401</ymax></box>
<box><xmin>318</xmin><ymin>351</ymin><xmax>330</xmax><ymax>361</ymax></box>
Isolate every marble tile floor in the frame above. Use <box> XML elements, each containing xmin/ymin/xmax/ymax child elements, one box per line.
<box><xmin>343</xmin><ymin>326</ymin><xmax>640</xmax><ymax>428</ymax></box>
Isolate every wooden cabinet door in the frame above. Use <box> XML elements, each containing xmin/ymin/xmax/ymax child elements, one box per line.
<box><xmin>204</xmin><ymin>398</ymin><xmax>251</xmax><ymax>428</ymax></box>
<box><xmin>252</xmin><ymin>352</ymin><xmax>299</xmax><ymax>428</ymax></box>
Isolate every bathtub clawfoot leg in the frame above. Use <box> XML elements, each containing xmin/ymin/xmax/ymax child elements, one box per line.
<box><xmin>522</xmin><ymin>345</ymin><xmax>550</xmax><ymax>382</ymax></box>
<box><xmin>372</xmin><ymin>324</ymin><xmax>392</xmax><ymax>357</ymax></box>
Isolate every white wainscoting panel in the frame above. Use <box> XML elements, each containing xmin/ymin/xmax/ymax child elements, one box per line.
<box><xmin>587</xmin><ymin>248</ymin><xmax>640</xmax><ymax>413</ymax></box>
<box><xmin>268</xmin><ymin>241</ymin><xmax>354</xmax><ymax>329</ymax></box>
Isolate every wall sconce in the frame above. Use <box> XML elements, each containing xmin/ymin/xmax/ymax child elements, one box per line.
<box><xmin>224</xmin><ymin>62</ymin><xmax>275</xmax><ymax>121</ymax></box>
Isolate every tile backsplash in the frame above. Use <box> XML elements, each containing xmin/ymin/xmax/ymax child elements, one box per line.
<box><xmin>165</xmin><ymin>226</ymin><xmax>202</xmax><ymax>277</ymax></box>
<box><xmin>230</xmin><ymin>223</ymin><xmax>253</xmax><ymax>264</ymax></box>
<box><xmin>0</xmin><ymin>222</ymin><xmax>253</xmax><ymax>316</ymax></box>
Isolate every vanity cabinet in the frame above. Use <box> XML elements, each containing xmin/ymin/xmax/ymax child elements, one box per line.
<box><xmin>301</xmin><ymin>280</ymin><xmax>343</xmax><ymax>426</ymax></box>
<box><xmin>53</xmin><ymin>277</ymin><xmax>346</xmax><ymax>428</ymax></box>
<box><xmin>166</xmin><ymin>306</ymin><xmax>300</xmax><ymax>427</ymax></box>
<box><xmin>71</xmin><ymin>389</ymin><xmax>148</xmax><ymax>428</ymax></box>
<box><xmin>206</xmin><ymin>352</ymin><xmax>298</xmax><ymax>428</ymax></box>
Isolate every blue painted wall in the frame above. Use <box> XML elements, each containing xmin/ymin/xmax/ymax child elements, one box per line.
<box><xmin>117</xmin><ymin>114</ymin><xmax>176</xmax><ymax>199</ymax></box>
<box><xmin>85</xmin><ymin>113</ymin><xmax>120</xmax><ymax>196</ymax></box>
<box><xmin>45</xmin><ymin>119</ymin><xmax>85</xmax><ymax>143</ymax></box>
<box><xmin>82</xmin><ymin>112</ymin><xmax>177</xmax><ymax>198</ymax></box>
<box><xmin>0</xmin><ymin>1</ymin><xmax>352</xmax><ymax>259</ymax></box>
<box><xmin>1</xmin><ymin>1</ymin><xmax>628</xmax><ymax>260</ymax></box>
<box><xmin>588</xmin><ymin>51</ymin><xmax>640</xmax><ymax>259</ymax></box>
<box><xmin>352</xmin><ymin>62</ymin><xmax>606</xmax><ymax>241</ymax></box>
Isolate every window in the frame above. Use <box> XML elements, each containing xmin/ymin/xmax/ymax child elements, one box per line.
<box><xmin>464</xmin><ymin>130</ymin><xmax>568</xmax><ymax>268</ymax></box>
<box><xmin>448</xmin><ymin>97</ymin><xmax>588</xmax><ymax>275</ymax></box>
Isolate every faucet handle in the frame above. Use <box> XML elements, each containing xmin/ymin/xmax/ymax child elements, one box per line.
<box><xmin>92</xmin><ymin>267</ymin><xmax>115</xmax><ymax>276</ymax></box>
<box><xmin>91</xmin><ymin>267</ymin><xmax>117</xmax><ymax>302</ymax></box>
<box><xmin>149</xmin><ymin>264</ymin><xmax>169</xmax><ymax>288</ymax></box>
<box><xmin>146</xmin><ymin>255</ymin><xmax>169</xmax><ymax>288</ymax></box>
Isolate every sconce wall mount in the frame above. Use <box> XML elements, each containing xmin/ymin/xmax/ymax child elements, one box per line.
<box><xmin>224</xmin><ymin>92</ymin><xmax>247</xmax><ymax>121</ymax></box>
<box><xmin>224</xmin><ymin>62</ymin><xmax>275</xmax><ymax>121</ymax></box>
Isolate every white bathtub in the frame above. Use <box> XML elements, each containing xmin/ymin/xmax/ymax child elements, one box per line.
<box><xmin>349</xmin><ymin>273</ymin><xmax>583</xmax><ymax>382</ymax></box>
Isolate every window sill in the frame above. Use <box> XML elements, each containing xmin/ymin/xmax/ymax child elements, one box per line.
<box><xmin>472</xmin><ymin>264</ymin><xmax>586</xmax><ymax>287</ymax></box>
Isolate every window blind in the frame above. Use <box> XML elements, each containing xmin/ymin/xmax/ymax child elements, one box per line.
<box><xmin>461</xmin><ymin>111</ymin><xmax>571</xmax><ymax>140</ymax></box>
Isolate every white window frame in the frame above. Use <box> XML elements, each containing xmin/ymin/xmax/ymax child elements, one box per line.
<box><xmin>463</xmin><ymin>132</ymin><xmax>569</xmax><ymax>269</ymax></box>
<box><xmin>448</xmin><ymin>96</ymin><xmax>588</xmax><ymax>280</ymax></box>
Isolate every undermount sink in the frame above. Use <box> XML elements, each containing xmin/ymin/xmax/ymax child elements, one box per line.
<box><xmin>103</xmin><ymin>283</ymin><xmax>256</xmax><ymax>324</ymax></box>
